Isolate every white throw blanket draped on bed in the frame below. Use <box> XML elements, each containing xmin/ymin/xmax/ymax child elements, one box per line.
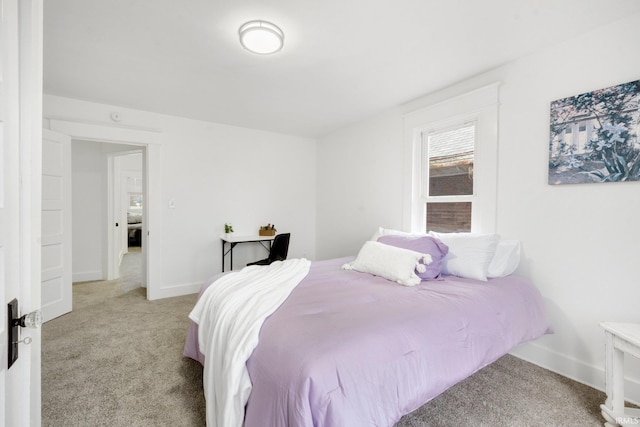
<box><xmin>189</xmin><ymin>258</ymin><xmax>311</xmax><ymax>427</ymax></box>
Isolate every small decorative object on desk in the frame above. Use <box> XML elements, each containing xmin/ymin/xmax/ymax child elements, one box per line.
<box><xmin>259</xmin><ymin>223</ymin><xmax>276</xmax><ymax>236</ymax></box>
<box><xmin>224</xmin><ymin>223</ymin><xmax>234</xmax><ymax>239</ymax></box>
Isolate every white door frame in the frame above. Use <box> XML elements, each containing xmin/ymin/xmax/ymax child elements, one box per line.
<box><xmin>1</xmin><ymin>0</ymin><xmax>43</xmax><ymax>425</ymax></box>
<box><xmin>20</xmin><ymin>0</ymin><xmax>43</xmax><ymax>424</ymax></box>
<box><xmin>48</xmin><ymin>119</ymin><xmax>162</xmax><ymax>300</ymax></box>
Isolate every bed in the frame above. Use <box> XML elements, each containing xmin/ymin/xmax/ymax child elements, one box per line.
<box><xmin>184</xmin><ymin>231</ymin><xmax>550</xmax><ymax>427</ymax></box>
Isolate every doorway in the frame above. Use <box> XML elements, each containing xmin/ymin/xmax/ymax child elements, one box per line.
<box><xmin>46</xmin><ymin>118</ymin><xmax>162</xmax><ymax>301</ymax></box>
<box><xmin>111</xmin><ymin>149</ymin><xmax>145</xmax><ymax>291</ymax></box>
<box><xmin>70</xmin><ymin>141</ymin><xmax>145</xmax><ymax>292</ymax></box>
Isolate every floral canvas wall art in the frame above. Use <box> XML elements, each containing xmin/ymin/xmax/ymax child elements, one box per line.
<box><xmin>548</xmin><ymin>79</ymin><xmax>640</xmax><ymax>185</ymax></box>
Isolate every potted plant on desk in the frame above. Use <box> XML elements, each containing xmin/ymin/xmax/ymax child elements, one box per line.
<box><xmin>224</xmin><ymin>223</ymin><xmax>234</xmax><ymax>239</ymax></box>
<box><xmin>259</xmin><ymin>223</ymin><xmax>276</xmax><ymax>236</ymax></box>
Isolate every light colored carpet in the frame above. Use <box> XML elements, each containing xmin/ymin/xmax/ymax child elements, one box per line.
<box><xmin>42</xmin><ymin>249</ymin><xmax>206</xmax><ymax>426</ymax></box>
<box><xmin>42</xmin><ymin>253</ymin><xmax>607</xmax><ymax>426</ymax></box>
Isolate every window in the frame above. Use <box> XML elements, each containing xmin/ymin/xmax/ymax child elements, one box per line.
<box><xmin>426</xmin><ymin>202</ymin><xmax>472</xmax><ymax>232</ymax></box>
<box><xmin>423</xmin><ymin>123</ymin><xmax>475</xmax><ymax>232</ymax></box>
<box><xmin>129</xmin><ymin>193</ymin><xmax>143</xmax><ymax>210</ymax></box>
<box><xmin>403</xmin><ymin>83</ymin><xmax>499</xmax><ymax>234</ymax></box>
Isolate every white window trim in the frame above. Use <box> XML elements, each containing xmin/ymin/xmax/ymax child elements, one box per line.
<box><xmin>402</xmin><ymin>83</ymin><xmax>500</xmax><ymax>234</ymax></box>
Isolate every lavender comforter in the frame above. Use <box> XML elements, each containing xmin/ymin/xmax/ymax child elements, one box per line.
<box><xmin>184</xmin><ymin>257</ymin><xmax>549</xmax><ymax>427</ymax></box>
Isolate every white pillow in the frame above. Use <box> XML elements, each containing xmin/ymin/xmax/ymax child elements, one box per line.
<box><xmin>342</xmin><ymin>241</ymin><xmax>432</xmax><ymax>287</ymax></box>
<box><xmin>428</xmin><ymin>232</ymin><xmax>499</xmax><ymax>281</ymax></box>
<box><xmin>487</xmin><ymin>240</ymin><xmax>521</xmax><ymax>278</ymax></box>
<box><xmin>370</xmin><ymin>226</ymin><xmax>424</xmax><ymax>241</ymax></box>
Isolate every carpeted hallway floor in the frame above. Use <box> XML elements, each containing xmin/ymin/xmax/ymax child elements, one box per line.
<box><xmin>42</xmin><ymin>251</ymin><xmax>608</xmax><ymax>426</ymax></box>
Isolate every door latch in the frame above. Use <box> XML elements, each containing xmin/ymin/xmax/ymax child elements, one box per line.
<box><xmin>7</xmin><ymin>298</ymin><xmax>42</xmax><ymax>369</ymax></box>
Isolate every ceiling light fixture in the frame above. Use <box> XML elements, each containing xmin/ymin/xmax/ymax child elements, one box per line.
<box><xmin>238</xmin><ymin>20</ymin><xmax>284</xmax><ymax>55</ymax></box>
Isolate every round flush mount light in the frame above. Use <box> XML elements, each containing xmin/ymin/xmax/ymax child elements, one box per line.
<box><xmin>239</xmin><ymin>20</ymin><xmax>284</xmax><ymax>55</ymax></box>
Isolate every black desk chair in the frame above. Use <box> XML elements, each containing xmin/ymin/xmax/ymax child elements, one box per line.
<box><xmin>247</xmin><ymin>233</ymin><xmax>290</xmax><ymax>266</ymax></box>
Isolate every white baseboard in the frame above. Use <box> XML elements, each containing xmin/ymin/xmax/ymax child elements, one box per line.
<box><xmin>510</xmin><ymin>341</ymin><xmax>640</xmax><ymax>406</ymax></box>
<box><xmin>149</xmin><ymin>281</ymin><xmax>201</xmax><ymax>300</ymax></box>
<box><xmin>72</xmin><ymin>270</ymin><xmax>103</xmax><ymax>283</ymax></box>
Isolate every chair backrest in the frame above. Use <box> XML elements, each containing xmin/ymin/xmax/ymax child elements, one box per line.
<box><xmin>268</xmin><ymin>233</ymin><xmax>290</xmax><ymax>263</ymax></box>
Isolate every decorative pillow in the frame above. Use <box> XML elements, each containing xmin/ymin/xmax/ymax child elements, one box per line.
<box><xmin>377</xmin><ymin>235</ymin><xmax>448</xmax><ymax>280</ymax></box>
<box><xmin>428</xmin><ymin>232</ymin><xmax>500</xmax><ymax>281</ymax></box>
<box><xmin>342</xmin><ymin>241</ymin><xmax>432</xmax><ymax>287</ymax></box>
<box><xmin>487</xmin><ymin>240</ymin><xmax>521</xmax><ymax>278</ymax></box>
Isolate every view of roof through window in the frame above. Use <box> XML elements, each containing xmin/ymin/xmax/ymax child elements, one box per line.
<box><xmin>428</xmin><ymin>124</ymin><xmax>475</xmax><ymax>173</ymax></box>
<box><xmin>427</xmin><ymin>124</ymin><xmax>475</xmax><ymax>197</ymax></box>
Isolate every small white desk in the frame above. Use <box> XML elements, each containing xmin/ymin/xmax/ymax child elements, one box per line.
<box><xmin>220</xmin><ymin>234</ymin><xmax>275</xmax><ymax>272</ymax></box>
<box><xmin>600</xmin><ymin>322</ymin><xmax>640</xmax><ymax>427</ymax></box>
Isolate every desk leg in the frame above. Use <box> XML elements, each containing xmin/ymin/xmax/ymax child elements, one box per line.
<box><xmin>222</xmin><ymin>241</ymin><xmax>238</xmax><ymax>272</ymax></box>
<box><xmin>222</xmin><ymin>240</ymin><xmax>225</xmax><ymax>272</ymax></box>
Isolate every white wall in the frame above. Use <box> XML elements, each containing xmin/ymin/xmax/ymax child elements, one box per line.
<box><xmin>316</xmin><ymin>110</ymin><xmax>404</xmax><ymax>259</ymax></box>
<box><xmin>71</xmin><ymin>140</ymin><xmax>104</xmax><ymax>282</ymax></box>
<box><xmin>48</xmin><ymin>96</ymin><xmax>317</xmax><ymax>296</ymax></box>
<box><xmin>316</xmin><ymin>13</ymin><xmax>640</xmax><ymax>400</ymax></box>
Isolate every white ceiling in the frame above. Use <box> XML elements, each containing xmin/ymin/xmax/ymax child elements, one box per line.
<box><xmin>44</xmin><ymin>0</ymin><xmax>640</xmax><ymax>138</ymax></box>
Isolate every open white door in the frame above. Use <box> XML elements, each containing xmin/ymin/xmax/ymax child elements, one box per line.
<box><xmin>41</xmin><ymin>129</ymin><xmax>72</xmax><ymax>321</ymax></box>
<box><xmin>1</xmin><ymin>0</ymin><xmax>43</xmax><ymax>425</ymax></box>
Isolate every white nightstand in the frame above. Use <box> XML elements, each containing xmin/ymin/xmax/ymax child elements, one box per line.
<box><xmin>600</xmin><ymin>322</ymin><xmax>640</xmax><ymax>427</ymax></box>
